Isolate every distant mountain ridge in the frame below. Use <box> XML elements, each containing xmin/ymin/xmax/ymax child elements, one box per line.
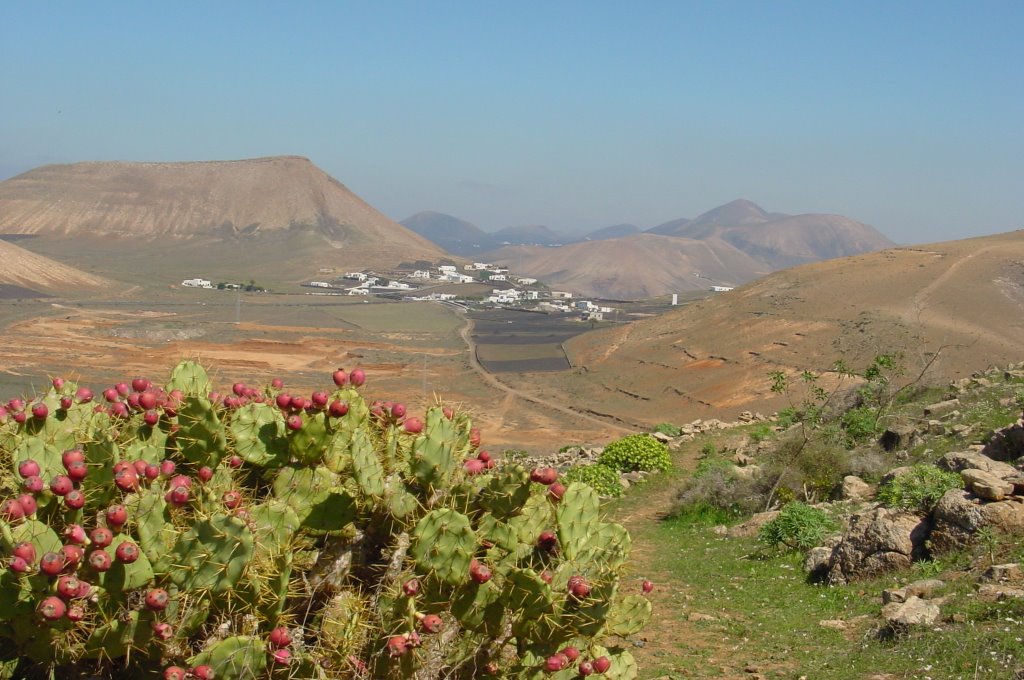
<box><xmin>647</xmin><ymin>199</ymin><xmax>894</xmax><ymax>269</ymax></box>
<box><xmin>400</xmin><ymin>212</ymin><xmax>564</xmax><ymax>255</ymax></box>
<box><xmin>480</xmin><ymin>199</ymin><xmax>894</xmax><ymax>298</ymax></box>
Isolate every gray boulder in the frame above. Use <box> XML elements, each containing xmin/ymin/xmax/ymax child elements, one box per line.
<box><xmin>938</xmin><ymin>451</ymin><xmax>1017</xmax><ymax>478</ymax></box>
<box><xmin>960</xmin><ymin>468</ymin><xmax>1014</xmax><ymax>501</ymax></box>
<box><xmin>882</xmin><ymin>596</ymin><xmax>940</xmax><ymax>634</ymax></box>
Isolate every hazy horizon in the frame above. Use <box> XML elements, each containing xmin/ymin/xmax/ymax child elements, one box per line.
<box><xmin>3</xmin><ymin>2</ymin><xmax>1022</xmax><ymax>244</ymax></box>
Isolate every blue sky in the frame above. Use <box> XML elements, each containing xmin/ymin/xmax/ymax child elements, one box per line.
<box><xmin>2</xmin><ymin>2</ymin><xmax>1022</xmax><ymax>242</ymax></box>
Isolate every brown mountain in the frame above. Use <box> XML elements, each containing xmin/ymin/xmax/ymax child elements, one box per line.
<box><xmin>486</xmin><ymin>233</ymin><xmax>768</xmax><ymax>299</ymax></box>
<box><xmin>510</xmin><ymin>229</ymin><xmax>1024</xmax><ymax>429</ymax></box>
<box><xmin>0</xmin><ymin>157</ymin><xmax>448</xmax><ymax>284</ymax></box>
<box><xmin>649</xmin><ymin>199</ymin><xmax>895</xmax><ymax>268</ymax></box>
<box><xmin>0</xmin><ymin>239</ymin><xmax>110</xmax><ymax>296</ymax></box>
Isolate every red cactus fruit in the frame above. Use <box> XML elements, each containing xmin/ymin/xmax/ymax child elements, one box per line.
<box><xmin>75</xmin><ymin>387</ymin><xmax>93</xmax><ymax>403</ymax></box>
<box><xmin>463</xmin><ymin>459</ymin><xmax>486</xmax><ymax>476</ymax></box>
<box><xmin>115</xmin><ymin>541</ymin><xmax>139</xmax><ymax>564</ymax></box>
<box><xmin>420</xmin><ymin>614</ymin><xmax>443</xmax><ymax>633</ymax></box>
<box><xmin>151</xmin><ymin>620</ymin><xmax>173</xmax><ymax>640</ymax></box>
<box><xmin>139</xmin><ymin>391</ymin><xmax>158</xmax><ymax>410</ymax></box>
<box><xmin>60</xmin><ymin>544</ymin><xmax>83</xmax><ymax>567</ymax></box>
<box><xmin>37</xmin><ymin>595</ymin><xmax>66</xmax><ymax>621</ymax></box>
<box><xmin>145</xmin><ymin>588</ymin><xmax>170</xmax><ymax>611</ymax></box>
<box><xmin>530</xmin><ymin>467</ymin><xmax>558</xmax><ymax>485</ymax></box>
<box><xmin>66</xmin><ymin>460</ymin><xmax>89</xmax><ymax>482</ymax></box>
<box><xmin>132</xmin><ymin>459</ymin><xmax>148</xmax><ymax>476</ymax></box>
<box><xmin>61</xmin><ymin>449</ymin><xmax>85</xmax><ymax>468</ymax></box>
<box><xmin>544</xmin><ymin>654</ymin><xmax>568</xmax><ymax>672</ymax></box>
<box><xmin>90</xmin><ymin>527</ymin><xmax>113</xmax><ymax>548</ymax></box>
<box><xmin>578</xmin><ymin>660</ymin><xmax>594</xmax><ymax>676</ymax></box>
<box><xmin>49</xmin><ymin>475</ymin><xmax>74</xmax><ymax>496</ymax></box>
<box><xmin>469</xmin><ymin>559</ymin><xmax>492</xmax><ymax>584</ymax></box>
<box><xmin>222</xmin><ymin>490</ymin><xmax>242</xmax><ymax>510</ymax></box>
<box><xmin>349</xmin><ymin>368</ymin><xmax>366</xmax><ymax>386</ymax></box>
<box><xmin>144</xmin><ymin>463</ymin><xmax>161</xmax><ymax>481</ymax></box>
<box><xmin>267</xmin><ymin>626</ymin><xmax>291</xmax><ymax>648</ymax></box>
<box><xmin>227</xmin><ymin>455</ymin><xmax>243</xmax><ymax>468</ymax></box>
<box><xmin>568</xmin><ymin>575</ymin><xmax>591</xmax><ymax>599</ymax></box>
<box><xmin>64</xmin><ymin>524</ymin><xmax>89</xmax><ymax>545</ymax></box>
<box><xmin>143</xmin><ymin>409</ymin><xmax>160</xmax><ymax>427</ymax></box>
<box><xmin>1</xmin><ymin>499</ymin><xmax>25</xmax><ymax>521</ymax></box>
<box><xmin>9</xmin><ymin>556</ymin><xmax>29</xmax><ymax>574</ymax></box>
<box><xmin>442</xmin><ymin>406</ymin><xmax>455</xmax><ymax>420</ymax></box>
<box><xmin>311</xmin><ymin>391</ymin><xmax>329</xmax><ymax>408</ymax></box>
<box><xmin>166</xmin><ymin>485</ymin><xmax>190</xmax><ymax>507</ymax></box>
<box><xmin>328</xmin><ymin>399</ymin><xmax>349</xmax><ymax>418</ymax></box>
<box><xmin>469</xmin><ymin>427</ymin><xmax>481</xmax><ymax>447</ymax></box>
<box><xmin>286</xmin><ymin>414</ymin><xmax>303</xmax><ymax>431</ymax></box>
<box><xmin>548</xmin><ymin>482</ymin><xmax>566</xmax><ymax>501</ymax></box>
<box><xmin>403</xmin><ymin>416</ymin><xmax>423</xmax><ymax>434</ymax></box>
<box><xmin>169</xmin><ymin>474</ymin><xmax>192</xmax><ymax>489</ymax></box>
<box><xmin>537</xmin><ymin>531</ymin><xmax>558</xmax><ymax>552</ymax></box>
<box><xmin>17</xmin><ymin>494</ymin><xmax>37</xmax><ymax>516</ymax></box>
<box><xmin>642</xmin><ymin>579</ymin><xmax>654</xmax><ymax>594</ymax></box>
<box><xmin>31</xmin><ymin>402</ymin><xmax>48</xmax><ymax>420</ymax></box>
<box><xmin>163</xmin><ymin>667</ymin><xmax>188</xmax><ymax>680</ymax></box>
<box><xmin>39</xmin><ymin>552</ymin><xmax>64</xmax><ymax>576</ymax></box>
<box><xmin>12</xmin><ymin>542</ymin><xmax>35</xmax><ymax>564</ymax></box>
<box><xmin>402</xmin><ymin>578</ymin><xmax>420</xmax><ymax>597</ymax></box>
<box><xmin>539</xmin><ymin>569</ymin><xmax>553</xmax><ymax>584</ymax></box>
<box><xmin>159</xmin><ymin>459</ymin><xmax>176</xmax><ymax>477</ymax></box>
<box><xmin>561</xmin><ymin>646</ymin><xmax>580</xmax><ymax>662</ymax></box>
<box><xmin>114</xmin><ymin>468</ymin><xmax>139</xmax><ymax>491</ymax></box>
<box><xmin>56</xmin><ymin>575</ymin><xmax>81</xmax><ymax>600</ymax></box>
<box><xmin>88</xmin><ymin>549</ymin><xmax>112</xmax><ymax>572</ymax></box>
<box><xmin>270</xmin><ymin>648</ymin><xmax>291</xmax><ymax>665</ymax></box>
<box><xmin>404</xmin><ymin>630</ymin><xmax>421</xmax><ymax>648</ymax></box>
<box><xmin>17</xmin><ymin>459</ymin><xmax>40</xmax><ymax>478</ymax></box>
<box><xmin>332</xmin><ymin>368</ymin><xmax>348</xmax><ymax>386</ymax></box>
<box><xmin>387</xmin><ymin>635</ymin><xmax>408</xmax><ymax>657</ymax></box>
<box><xmin>197</xmin><ymin>466</ymin><xmax>214</xmax><ymax>482</ymax></box>
<box><xmin>64</xmin><ymin>489</ymin><xmax>85</xmax><ymax>510</ymax></box>
<box><xmin>59</xmin><ymin>396</ymin><xmax>73</xmax><ymax>410</ymax></box>
<box><xmin>477</xmin><ymin>450</ymin><xmax>491</xmax><ymax>463</ymax></box>
<box><xmin>22</xmin><ymin>475</ymin><xmax>44</xmax><ymax>493</ymax></box>
<box><xmin>66</xmin><ymin>605</ymin><xmax>85</xmax><ymax>622</ymax></box>
<box><xmin>191</xmin><ymin>665</ymin><xmax>216</xmax><ymax>680</ymax></box>
<box><xmin>592</xmin><ymin>656</ymin><xmax>611</xmax><ymax>673</ymax></box>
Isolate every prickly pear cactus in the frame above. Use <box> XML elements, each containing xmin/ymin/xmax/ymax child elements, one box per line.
<box><xmin>0</xmin><ymin>361</ymin><xmax>650</xmax><ymax>679</ymax></box>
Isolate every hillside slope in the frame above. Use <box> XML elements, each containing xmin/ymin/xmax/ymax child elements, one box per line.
<box><xmin>0</xmin><ymin>240</ymin><xmax>110</xmax><ymax>296</ymax></box>
<box><xmin>515</xmin><ymin>230</ymin><xmax>1024</xmax><ymax>427</ymax></box>
<box><xmin>484</xmin><ymin>233</ymin><xmax>768</xmax><ymax>298</ymax></box>
<box><xmin>0</xmin><ymin>156</ymin><xmax>450</xmax><ymax>282</ymax></box>
<box><xmin>650</xmin><ymin>199</ymin><xmax>895</xmax><ymax>268</ymax></box>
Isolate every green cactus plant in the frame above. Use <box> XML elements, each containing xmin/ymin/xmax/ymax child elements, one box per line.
<box><xmin>0</xmin><ymin>361</ymin><xmax>650</xmax><ymax>679</ymax></box>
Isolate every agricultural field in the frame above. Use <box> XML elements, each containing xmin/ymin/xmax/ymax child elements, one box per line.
<box><xmin>469</xmin><ymin>309</ymin><xmax>597</xmax><ymax>373</ymax></box>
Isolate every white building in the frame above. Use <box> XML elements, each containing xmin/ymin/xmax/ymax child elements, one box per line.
<box><xmin>711</xmin><ymin>286</ymin><xmax>734</xmax><ymax>292</ymax></box>
<box><xmin>181</xmin><ymin>278</ymin><xmax>213</xmax><ymax>288</ymax></box>
<box><xmin>517</xmin><ymin>277</ymin><xmax>538</xmax><ymax>285</ymax></box>
<box><xmin>551</xmin><ymin>291</ymin><xmax>574</xmax><ymax>299</ymax></box>
<box><xmin>384</xmin><ymin>281</ymin><xmax>411</xmax><ymax>290</ymax></box>
<box><xmin>488</xmin><ymin>274</ymin><xmax>507</xmax><ymax>282</ymax></box>
<box><xmin>410</xmin><ymin>270</ymin><xmax>431</xmax><ymax>279</ymax></box>
<box><xmin>443</xmin><ymin>272</ymin><xmax>475</xmax><ymax>283</ymax></box>
<box><xmin>308</xmin><ymin>281</ymin><xmax>331</xmax><ymax>288</ymax></box>
<box><xmin>471</xmin><ymin>262</ymin><xmax>494</xmax><ymax>270</ymax></box>
<box><xmin>344</xmin><ymin>272</ymin><xmax>367</xmax><ymax>281</ymax></box>
<box><xmin>438</xmin><ymin>265</ymin><xmax>457</xmax><ymax>273</ymax></box>
<box><xmin>347</xmin><ymin>287</ymin><xmax>369</xmax><ymax>295</ymax></box>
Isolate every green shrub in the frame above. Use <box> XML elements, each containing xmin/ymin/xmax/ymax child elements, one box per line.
<box><xmin>692</xmin><ymin>457</ymin><xmax>734</xmax><ymax>480</ymax></box>
<box><xmin>877</xmin><ymin>464</ymin><xmax>962</xmax><ymax>512</ymax></box>
<box><xmin>562</xmin><ymin>463</ymin><xmax>625</xmax><ymax>497</ymax></box>
<box><xmin>748</xmin><ymin>423</ymin><xmax>774</xmax><ymax>444</ymax></box>
<box><xmin>598</xmin><ymin>433</ymin><xmax>671</xmax><ymax>472</ymax></box>
<box><xmin>653</xmin><ymin>422</ymin><xmax>682</xmax><ymax>437</ymax></box>
<box><xmin>840</xmin><ymin>405</ymin><xmax>879</xmax><ymax>443</ymax></box>
<box><xmin>758</xmin><ymin>502</ymin><xmax>839</xmax><ymax>552</ymax></box>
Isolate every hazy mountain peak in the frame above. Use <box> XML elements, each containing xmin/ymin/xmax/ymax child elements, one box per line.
<box><xmin>690</xmin><ymin>199</ymin><xmax>771</xmax><ymax>227</ymax></box>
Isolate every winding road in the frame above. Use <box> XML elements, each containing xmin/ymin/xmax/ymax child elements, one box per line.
<box><xmin>456</xmin><ymin>311</ymin><xmax>634</xmax><ymax>434</ymax></box>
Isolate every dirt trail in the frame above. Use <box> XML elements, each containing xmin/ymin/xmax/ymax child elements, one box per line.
<box><xmin>457</xmin><ymin>312</ymin><xmax>633</xmax><ymax>435</ymax></box>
